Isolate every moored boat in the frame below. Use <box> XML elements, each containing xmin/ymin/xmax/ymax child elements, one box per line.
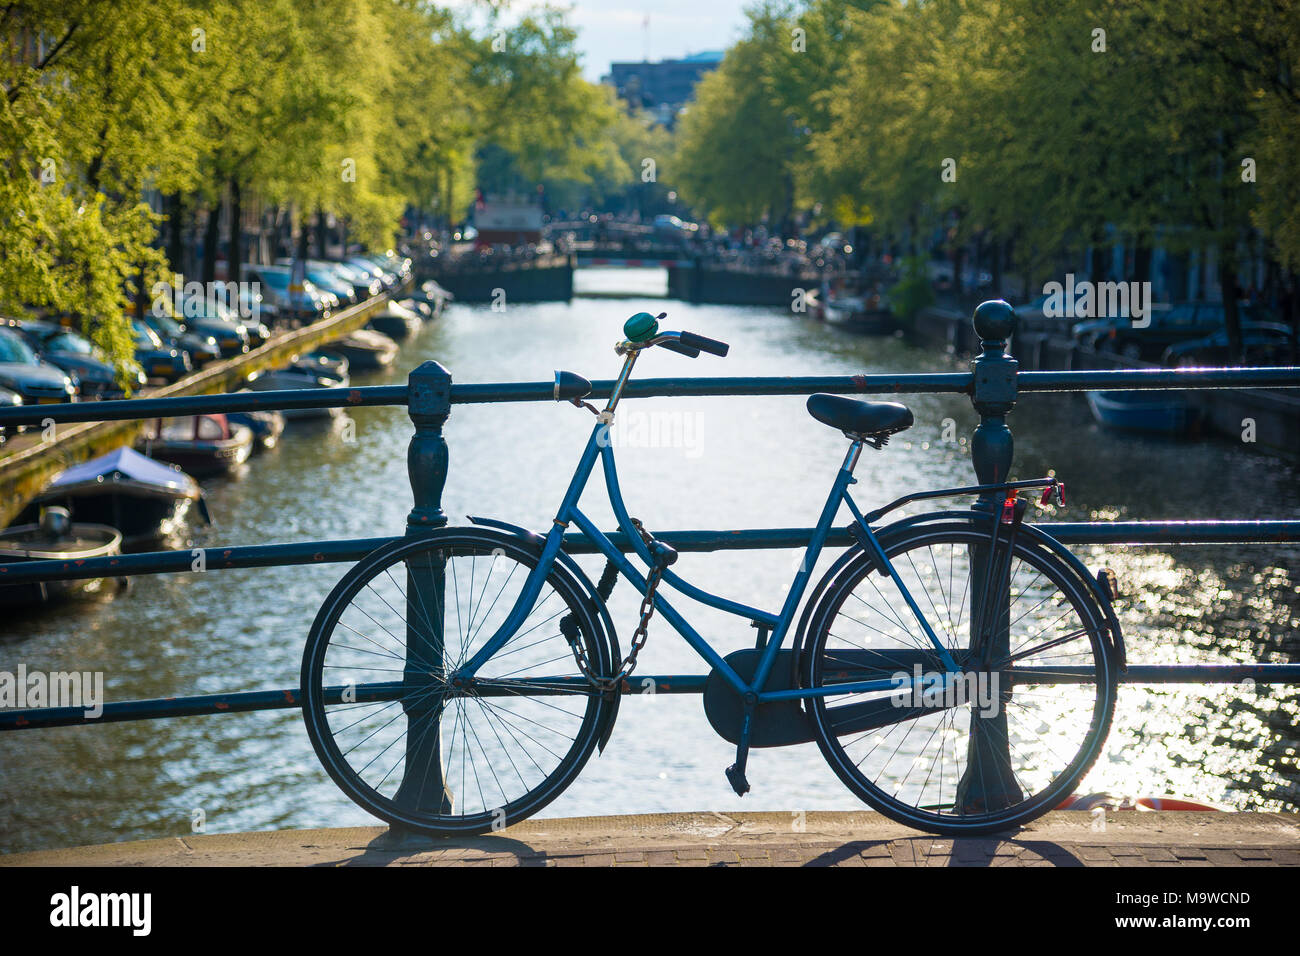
<box><xmin>406</xmin><ymin>279</ymin><xmax>453</xmax><ymax>317</ymax></box>
<box><xmin>320</xmin><ymin>329</ymin><xmax>399</xmax><ymax>372</ymax></box>
<box><xmin>245</xmin><ymin>359</ymin><xmax>350</xmax><ymax>421</ymax></box>
<box><xmin>226</xmin><ymin>402</ymin><xmax>286</xmax><ymax>452</ymax></box>
<box><xmin>139</xmin><ymin>414</ymin><xmax>254</xmax><ymax>477</ymax></box>
<box><xmin>20</xmin><ymin>446</ymin><xmax>201</xmax><ymax>546</ymax></box>
<box><xmin>289</xmin><ymin>351</ymin><xmax>349</xmax><ymax>382</ymax></box>
<box><xmin>1085</xmin><ymin>390</ymin><xmax>1201</xmax><ymax>436</ymax></box>
<box><xmin>1058</xmin><ymin>792</ymin><xmax>1226</xmax><ymax>811</ymax></box>
<box><xmin>819</xmin><ymin>279</ymin><xmax>896</xmax><ymax>334</ymax></box>
<box><xmin>366</xmin><ymin>301</ymin><xmax>423</xmax><ymax>341</ymax></box>
<box><xmin>0</xmin><ymin>508</ymin><xmax>122</xmax><ymax>607</ymax></box>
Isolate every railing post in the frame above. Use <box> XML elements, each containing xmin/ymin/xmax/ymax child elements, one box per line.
<box><xmin>392</xmin><ymin>360</ymin><xmax>454</xmax><ymax>820</ymax></box>
<box><xmin>957</xmin><ymin>300</ymin><xmax>1023</xmax><ymax>813</ymax></box>
<box><xmin>406</xmin><ymin>360</ymin><xmax>452</xmax><ymax>531</ymax></box>
<box><xmin>969</xmin><ymin>300</ymin><xmax>1018</xmax><ymax>493</ymax></box>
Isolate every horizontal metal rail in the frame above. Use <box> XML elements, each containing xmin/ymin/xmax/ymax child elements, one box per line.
<box><xmin>3</xmin><ymin>302</ymin><xmax>1296</xmax><ymax>741</ymax></box>
<box><xmin>0</xmin><ymin>385</ymin><xmax>407</xmax><ymax>427</ymax></box>
<box><xmin>2</xmin><ymin>520</ymin><xmax>1297</xmax><ymax>584</ymax></box>
<box><xmin>0</xmin><ymin>537</ymin><xmax>393</xmax><ymax>584</ymax></box>
<box><xmin>3</xmin><ymin>366</ymin><xmax>1299</xmax><ymax>428</ymax></box>
<box><xmin>1017</xmin><ymin>367</ymin><xmax>1300</xmax><ymax>392</ymax></box>
<box><xmin>3</xmin><ymin>664</ymin><xmax>1296</xmax><ymax>731</ymax></box>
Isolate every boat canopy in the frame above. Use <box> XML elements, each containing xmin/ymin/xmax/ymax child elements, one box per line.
<box><xmin>47</xmin><ymin>446</ymin><xmax>197</xmax><ymax>494</ymax></box>
<box><xmin>155</xmin><ymin>414</ymin><xmax>232</xmax><ymax>441</ymax></box>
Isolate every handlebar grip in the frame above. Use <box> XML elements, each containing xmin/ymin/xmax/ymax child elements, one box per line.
<box><xmin>679</xmin><ymin>331</ymin><xmax>729</xmax><ymax>357</ymax></box>
<box><xmin>660</xmin><ymin>339</ymin><xmax>701</xmax><ymax>357</ymax></box>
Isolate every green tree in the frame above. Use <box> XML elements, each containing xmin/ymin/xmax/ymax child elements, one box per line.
<box><xmin>1</xmin><ymin>0</ymin><xmax>203</xmax><ymax>381</ymax></box>
<box><xmin>674</xmin><ymin>27</ymin><xmax>801</xmax><ymax>228</ymax></box>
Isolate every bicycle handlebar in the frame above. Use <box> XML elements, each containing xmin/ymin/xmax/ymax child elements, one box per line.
<box><xmin>618</xmin><ymin>312</ymin><xmax>729</xmax><ymax>359</ymax></box>
<box><xmin>678</xmin><ymin>331</ymin><xmax>729</xmax><ymax>357</ymax></box>
<box><xmin>659</xmin><ymin>338</ymin><xmax>702</xmax><ymax>358</ymax></box>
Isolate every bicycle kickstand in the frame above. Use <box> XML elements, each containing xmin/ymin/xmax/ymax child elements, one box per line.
<box><xmin>725</xmin><ymin>704</ymin><xmax>755</xmax><ymax>796</ymax></box>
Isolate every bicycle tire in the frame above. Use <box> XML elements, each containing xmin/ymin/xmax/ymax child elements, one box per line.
<box><xmin>301</xmin><ymin>527</ymin><xmax>614</xmax><ymax>835</ymax></box>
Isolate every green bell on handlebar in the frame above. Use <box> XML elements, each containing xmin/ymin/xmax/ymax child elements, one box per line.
<box><xmin>623</xmin><ymin>312</ymin><xmax>659</xmax><ymax>342</ymax></box>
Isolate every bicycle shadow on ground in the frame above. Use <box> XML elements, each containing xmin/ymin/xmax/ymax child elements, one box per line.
<box><xmin>802</xmin><ymin>836</ymin><xmax>1085</xmax><ymax>867</ymax></box>
<box><xmin>312</xmin><ymin>827</ymin><xmax>550</xmax><ymax>867</ymax></box>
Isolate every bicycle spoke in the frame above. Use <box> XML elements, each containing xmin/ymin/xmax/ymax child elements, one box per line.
<box><xmin>305</xmin><ymin>535</ymin><xmax>609</xmax><ymax>833</ymax></box>
<box><xmin>811</xmin><ymin>528</ymin><xmax>1111</xmax><ymax>832</ymax></box>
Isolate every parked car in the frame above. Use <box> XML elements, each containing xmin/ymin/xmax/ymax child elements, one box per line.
<box><xmin>1162</xmin><ymin>321</ymin><xmax>1298</xmax><ymax>366</ymax></box>
<box><xmin>0</xmin><ymin>327</ymin><xmax>78</xmax><ymax>403</ymax></box>
<box><xmin>7</xmin><ymin>320</ymin><xmax>145</xmax><ymax>398</ymax></box>
<box><xmin>279</xmin><ymin>258</ymin><xmax>378</xmax><ymax>302</ymax></box>
<box><xmin>174</xmin><ymin>292</ymin><xmax>271</xmax><ymax>348</ymax></box>
<box><xmin>653</xmin><ymin>215</ymin><xmax>699</xmax><ymax>240</ymax></box>
<box><xmin>141</xmin><ymin>312</ymin><xmax>225</xmax><ymax>366</ymax></box>
<box><xmin>0</xmin><ymin>386</ymin><xmax>22</xmax><ymax>442</ymax></box>
<box><xmin>1074</xmin><ymin>300</ymin><xmax>1287</xmax><ymax>361</ymax></box>
<box><xmin>345</xmin><ymin>256</ymin><xmax>398</xmax><ymax>289</ymax></box>
<box><xmin>244</xmin><ymin>265</ymin><xmax>332</xmax><ymax>323</ymax></box>
<box><xmin>334</xmin><ymin>257</ymin><xmax>387</xmax><ymax>291</ymax></box>
<box><xmin>1072</xmin><ymin>302</ymin><xmax>1213</xmax><ymax>360</ymax></box>
<box><xmin>132</xmin><ymin>320</ymin><xmax>191</xmax><ymax>382</ymax></box>
<box><xmin>274</xmin><ymin>259</ymin><xmax>357</xmax><ymax>306</ymax></box>
<box><xmin>238</xmin><ymin>284</ymin><xmax>278</xmax><ymax>326</ymax></box>
<box><xmin>368</xmin><ymin>249</ymin><xmax>411</xmax><ymax>277</ymax></box>
<box><xmin>327</xmin><ymin>261</ymin><xmax>383</xmax><ymax>299</ymax></box>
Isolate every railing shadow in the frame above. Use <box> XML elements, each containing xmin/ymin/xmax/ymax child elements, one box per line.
<box><xmin>802</xmin><ymin>836</ymin><xmax>1085</xmax><ymax>867</ymax></box>
<box><xmin>319</xmin><ymin>828</ymin><xmax>550</xmax><ymax>868</ymax></box>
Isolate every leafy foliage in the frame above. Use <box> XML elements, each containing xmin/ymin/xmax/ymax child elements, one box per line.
<box><xmin>0</xmin><ymin>0</ymin><xmax>639</xmax><ymax>377</ymax></box>
<box><xmin>673</xmin><ymin>0</ymin><xmax>1299</xmax><ymax>296</ymax></box>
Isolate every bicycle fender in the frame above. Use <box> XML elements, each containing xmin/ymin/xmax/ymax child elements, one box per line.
<box><xmin>868</xmin><ymin>510</ymin><xmax>1126</xmax><ymax>673</ymax></box>
<box><xmin>1016</xmin><ymin>522</ymin><xmax>1127</xmax><ymax>673</ymax></box>
<box><xmin>467</xmin><ymin>515</ymin><xmax>623</xmax><ymax>749</ymax></box>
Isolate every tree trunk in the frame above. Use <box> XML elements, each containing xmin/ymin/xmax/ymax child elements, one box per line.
<box><xmin>990</xmin><ymin>237</ymin><xmax>1003</xmax><ymax>298</ymax></box>
<box><xmin>227</xmin><ymin>178</ymin><xmax>242</xmax><ymax>286</ymax></box>
<box><xmin>1219</xmin><ymin>242</ymin><xmax>1244</xmax><ymax>363</ymax></box>
<box><xmin>1090</xmin><ymin>241</ymin><xmax>1106</xmax><ymax>284</ymax></box>
<box><xmin>134</xmin><ymin>263</ymin><xmax>147</xmax><ymax>319</ymax></box>
<box><xmin>1132</xmin><ymin>238</ymin><xmax>1153</xmax><ymax>286</ymax></box>
<box><xmin>164</xmin><ymin>193</ymin><xmax>185</xmax><ymax>276</ymax></box>
<box><xmin>201</xmin><ymin>198</ymin><xmax>221</xmax><ymax>286</ymax></box>
<box><xmin>296</xmin><ymin>206</ymin><xmax>311</xmax><ymax>260</ymax></box>
<box><xmin>1284</xmin><ymin>271</ymin><xmax>1299</xmax><ymax>366</ymax></box>
<box><xmin>315</xmin><ymin>207</ymin><xmax>327</xmax><ymax>259</ymax></box>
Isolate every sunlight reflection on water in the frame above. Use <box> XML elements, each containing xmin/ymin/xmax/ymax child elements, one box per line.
<box><xmin>1</xmin><ymin>268</ymin><xmax>1296</xmax><ymax>852</ymax></box>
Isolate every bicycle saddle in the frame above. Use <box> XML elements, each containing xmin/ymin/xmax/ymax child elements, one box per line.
<box><xmin>806</xmin><ymin>393</ymin><xmax>914</xmax><ymax>439</ymax></box>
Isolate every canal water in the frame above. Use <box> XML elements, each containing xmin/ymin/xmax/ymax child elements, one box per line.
<box><xmin>2</xmin><ymin>268</ymin><xmax>1297</xmax><ymax>852</ymax></box>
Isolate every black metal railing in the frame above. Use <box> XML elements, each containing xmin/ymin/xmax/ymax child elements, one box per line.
<box><xmin>1</xmin><ymin>299</ymin><xmax>1298</xmax><ymax>734</ymax></box>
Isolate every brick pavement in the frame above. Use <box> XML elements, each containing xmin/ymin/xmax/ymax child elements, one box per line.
<box><xmin>3</xmin><ymin>811</ymin><xmax>1297</xmax><ymax>867</ymax></box>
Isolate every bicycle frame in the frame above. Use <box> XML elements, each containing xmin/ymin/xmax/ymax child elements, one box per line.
<box><xmin>457</xmin><ymin>417</ymin><xmax>963</xmax><ymax>703</ymax></box>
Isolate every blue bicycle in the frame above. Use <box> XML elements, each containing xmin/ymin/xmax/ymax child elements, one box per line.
<box><xmin>301</xmin><ymin>312</ymin><xmax>1121</xmax><ymax>836</ymax></box>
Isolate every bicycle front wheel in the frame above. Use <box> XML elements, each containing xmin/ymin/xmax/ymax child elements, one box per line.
<box><xmin>301</xmin><ymin>528</ymin><xmax>614</xmax><ymax>835</ymax></box>
<box><xmin>803</xmin><ymin>521</ymin><xmax>1116</xmax><ymax>835</ymax></box>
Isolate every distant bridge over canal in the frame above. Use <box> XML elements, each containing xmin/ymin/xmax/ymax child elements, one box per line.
<box><xmin>423</xmin><ymin>246</ymin><xmax>836</xmax><ymax>307</ymax></box>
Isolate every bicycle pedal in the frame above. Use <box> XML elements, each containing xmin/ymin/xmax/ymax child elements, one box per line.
<box><xmin>725</xmin><ymin>763</ymin><xmax>750</xmax><ymax>796</ymax></box>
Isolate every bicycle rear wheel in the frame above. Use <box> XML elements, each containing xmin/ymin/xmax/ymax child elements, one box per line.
<box><xmin>803</xmin><ymin>521</ymin><xmax>1116</xmax><ymax>835</ymax></box>
<box><xmin>301</xmin><ymin>528</ymin><xmax>613</xmax><ymax>835</ymax></box>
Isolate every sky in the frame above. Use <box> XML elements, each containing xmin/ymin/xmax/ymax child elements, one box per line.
<box><xmin>445</xmin><ymin>0</ymin><xmax>751</xmax><ymax>80</ymax></box>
